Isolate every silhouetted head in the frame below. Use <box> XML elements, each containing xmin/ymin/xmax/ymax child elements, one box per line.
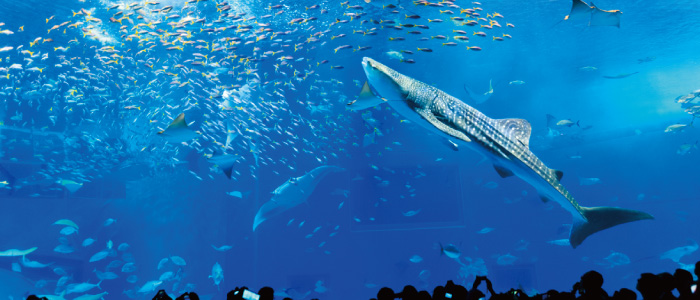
<box><xmin>377</xmin><ymin>287</ymin><xmax>395</xmax><ymax>300</ymax></box>
<box><xmin>417</xmin><ymin>290</ymin><xmax>432</xmax><ymax>300</ymax></box>
<box><xmin>400</xmin><ymin>285</ymin><xmax>419</xmax><ymax>299</ymax></box>
<box><xmin>543</xmin><ymin>290</ymin><xmax>560</xmax><ymax>299</ymax></box>
<box><xmin>612</xmin><ymin>288</ymin><xmax>637</xmax><ymax>300</ymax></box>
<box><xmin>580</xmin><ymin>270</ymin><xmax>604</xmax><ymax>291</ymax></box>
<box><xmin>674</xmin><ymin>269</ymin><xmax>693</xmax><ymax>290</ymax></box>
<box><xmin>153</xmin><ymin>290</ymin><xmax>173</xmax><ymax>300</ymax></box>
<box><xmin>454</xmin><ymin>284</ymin><xmax>469</xmax><ymax>299</ymax></box>
<box><xmin>695</xmin><ymin>261</ymin><xmax>700</xmax><ymax>278</ymax></box>
<box><xmin>636</xmin><ymin>273</ymin><xmax>661</xmax><ymax>299</ymax></box>
<box><xmin>258</xmin><ymin>286</ymin><xmax>274</xmax><ymax>300</ymax></box>
<box><xmin>433</xmin><ymin>286</ymin><xmax>446</xmax><ymax>299</ymax></box>
<box><xmin>657</xmin><ymin>272</ymin><xmax>676</xmax><ymax>292</ymax></box>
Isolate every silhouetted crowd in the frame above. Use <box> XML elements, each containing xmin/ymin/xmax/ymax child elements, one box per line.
<box><xmin>373</xmin><ymin>261</ymin><xmax>700</xmax><ymax>300</ymax></box>
<box><xmin>23</xmin><ymin>261</ymin><xmax>700</xmax><ymax>300</ymax></box>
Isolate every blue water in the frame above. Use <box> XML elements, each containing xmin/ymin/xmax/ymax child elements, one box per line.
<box><xmin>1</xmin><ymin>0</ymin><xmax>699</xmax><ymax>299</ymax></box>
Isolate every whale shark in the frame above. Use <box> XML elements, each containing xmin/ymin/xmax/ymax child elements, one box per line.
<box><xmin>359</xmin><ymin>57</ymin><xmax>652</xmax><ymax>248</ymax></box>
<box><xmin>253</xmin><ymin>165</ymin><xmax>344</xmax><ymax>231</ymax></box>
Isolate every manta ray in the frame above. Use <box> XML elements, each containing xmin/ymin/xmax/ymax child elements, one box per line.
<box><xmin>562</xmin><ymin>0</ymin><xmax>622</xmax><ymax>28</ymax></box>
<box><xmin>157</xmin><ymin>113</ymin><xmax>200</xmax><ymax>143</ymax></box>
<box><xmin>253</xmin><ymin>165</ymin><xmax>344</xmax><ymax>231</ymax></box>
<box><xmin>347</xmin><ymin>81</ymin><xmax>386</xmax><ymax>111</ymax></box>
<box><xmin>357</xmin><ymin>57</ymin><xmax>652</xmax><ymax>248</ymax></box>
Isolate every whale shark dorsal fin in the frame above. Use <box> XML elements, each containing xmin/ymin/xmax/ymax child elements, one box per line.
<box><xmin>497</xmin><ymin>118</ymin><xmax>531</xmax><ymax>148</ymax></box>
<box><xmin>493</xmin><ymin>164</ymin><xmax>514</xmax><ymax>178</ymax></box>
<box><xmin>167</xmin><ymin>113</ymin><xmax>188</xmax><ymax>130</ymax></box>
<box><xmin>552</xmin><ymin>169</ymin><xmax>564</xmax><ymax>181</ymax></box>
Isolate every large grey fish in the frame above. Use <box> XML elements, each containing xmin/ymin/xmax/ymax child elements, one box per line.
<box><xmin>253</xmin><ymin>165</ymin><xmax>344</xmax><ymax>231</ymax></box>
<box><xmin>358</xmin><ymin>57</ymin><xmax>652</xmax><ymax>248</ymax></box>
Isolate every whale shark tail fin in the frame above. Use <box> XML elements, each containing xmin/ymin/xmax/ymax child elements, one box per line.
<box><xmin>570</xmin><ymin>206</ymin><xmax>653</xmax><ymax>248</ymax></box>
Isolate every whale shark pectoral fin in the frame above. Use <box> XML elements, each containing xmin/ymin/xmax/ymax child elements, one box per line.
<box><xmin>493</xmin><ymin>164</ymin><xmax>514</xmax><ymax>178</ymax></box>
<box><xmin>417</xmin><ymin>108</ymin><xmax>472</xmax><ymax>143</ymax></box>
<box><xmin>496</xmin><ymin>118</ymin><xmax>531</xmax><ymax>148</ymax></box>
<box><xmin>569</xmin><ymin>206</ymin><xmax>653</xmax><ymax>248</ymax></box>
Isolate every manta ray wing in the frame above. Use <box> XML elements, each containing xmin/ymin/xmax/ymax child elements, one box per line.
<box><xmin>158</xmin><ymin>113</ymin><xmax>199</xmax><ymax>143</ymax></box>
<box><xmin>463</xmin><ymin>79</ymin><xmax>493</xmax><ymax>105</ymax></box>
<box><xmin>225</xmin><ymin>121</ymin><xmax>239</xmax><ymax>150</ymax></box>
<box><xmin>565</xmin><ymin>0</ymin><xmax>593</xmax><ymax>21</ymax></box>
<box><xmin>208</xmin><ymin>152</ymin><xmax>240</xmax><ymax>179</ymax></box>
<box><xmin>253</xmin><ymin>166</ymin><xmax>344</xmax><ymax>231</ymax></box>
<box><xmin>347</xmin><ymin>81</ymin><xmax>386</xmax><ymax>111</ymax></box>
<box><xmin>589</xmin><ymin>4</ymin><xmax>622</xmax><ymax>27</ymax></box>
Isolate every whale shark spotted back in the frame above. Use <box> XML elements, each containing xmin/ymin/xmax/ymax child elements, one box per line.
<box><xmin>360</xmin><ymin>57</ymin><xmax>652</xmax><ymax>248</ymax></box>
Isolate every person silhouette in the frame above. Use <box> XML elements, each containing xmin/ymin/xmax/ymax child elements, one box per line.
<box><xmin>658</xmin><ymin>272</ymin><xmax>678</xmax><ymax>300</ymax></box>
<box><xmin>377</xmin><ymin>287</ymin><xmax>396</xmax><ymax>300</ymax></box>
<box><xmin>258</xmin><ymin>286</ymin><xmax>274</xmax><ymax>300</ymax></box>
<box><xmin>612</xmin><ymin>288</ymin><xmax>637</xmax><ymax>300</ymax></box>
<box><xmin>399</xmin><ymin>285</ymin><xmax>419</xmax><ymax>300</ymax></box>
<box><xmin>153</xmin><ymin>290</ymin><xmax>173</xmax><ymax>300</ymax></box>
<box><xmin>673</xmin><ymin>269</ymin><xmax>693</xmax><ymax>300</ymax></box>
<box><xmin>637</xmin><ymin>273</ymin><xmax>662</xmax><ymax>300</ymax></box>
<box><xmin>577</xmin><ymin>270</ymin><xmax>609</xmax><ymax>300</ymax></box>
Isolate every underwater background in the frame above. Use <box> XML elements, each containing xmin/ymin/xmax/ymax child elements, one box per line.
<box><xmin>0</xmin><ymin>0</ymin><xmax>699</xmax><ymax>299</ymax></box>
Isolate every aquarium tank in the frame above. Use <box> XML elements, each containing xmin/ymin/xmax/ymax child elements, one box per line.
<box><xmin>0</xmin><ymin>0</ymin><xmax>698</xmax><ymax>299</ymax></box>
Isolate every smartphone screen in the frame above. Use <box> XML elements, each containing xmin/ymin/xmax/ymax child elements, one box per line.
<box><xmin>242</xmin><ymin>290</ymin><xmax>260</xmax><ymax>300</ymax></box>
<box><xmin>445</xmin><ymin>292</ymin><xmax>452</xmax><ymax>299</ymax></box>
